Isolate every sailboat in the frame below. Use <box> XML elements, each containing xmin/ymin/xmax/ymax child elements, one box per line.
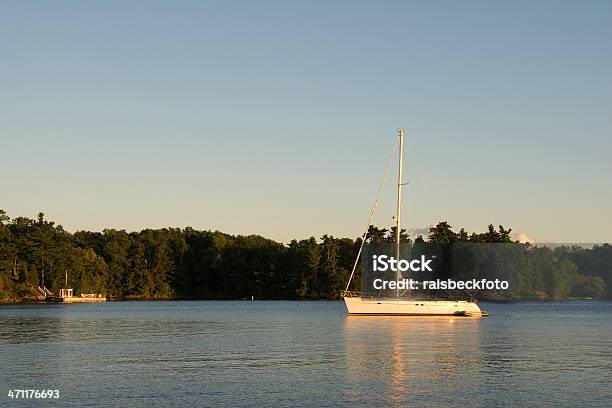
<box><xmin>342</xmin><ymin>129</ymin><xmax>487</xmax><ymax>317</ymax></box>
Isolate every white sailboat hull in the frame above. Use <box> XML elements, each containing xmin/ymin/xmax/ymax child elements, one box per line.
<box><xmin>343</xmin><ymin>296</ymin><xmax>484</xmax><ymax>316</ymax></box>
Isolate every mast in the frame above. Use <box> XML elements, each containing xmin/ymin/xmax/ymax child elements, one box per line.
<box><xmin>65</xmin><ymin>270</ymin><xmax>68</xmax><ymax>288</ymax></box>
<box><xmin>395</xmin><ymin>129</ymin><xmax>404</xmax><ymax>297</ymax></box>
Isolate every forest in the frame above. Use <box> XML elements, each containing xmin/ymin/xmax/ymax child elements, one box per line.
<box><xmin>0</xmin><ymin>210</ymin><xmax>610</xmax><ymax>302</ymax></box>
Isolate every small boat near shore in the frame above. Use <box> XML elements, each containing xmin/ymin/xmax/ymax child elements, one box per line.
<box><xmin>41</xmin><ymin>270</ymin><xmax>107</xmax><ymax>303</ymax></box>
<box><xmin>45</xmin><ymin>288</ymin><xmax>107</xmax><ymax>303</ymax></box>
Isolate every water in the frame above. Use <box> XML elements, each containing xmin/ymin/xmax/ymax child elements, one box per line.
<box><xmin>1</xmin><ymin>301</ymin><xmax>610</xmax><ymax>407</ymax></box>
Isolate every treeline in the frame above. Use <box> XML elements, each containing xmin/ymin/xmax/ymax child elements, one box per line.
<box><xmin>401</xmin><ymin>242</ymin><xmax>611</xmax><ymax>300</ymax></box>
<box><xmin>0</xmin><ymin>210</ymin><xmax>358</xmax><ymax>300</ymax></box>
<box><xmin>364</xmin><ymin>222</ymin><xmax>612</xmax><ymax>300</ymax></box>
<box><xmin>0</xmin><ymin>210</ymin><xmax>610</xmax><ymax>301</ymax></box>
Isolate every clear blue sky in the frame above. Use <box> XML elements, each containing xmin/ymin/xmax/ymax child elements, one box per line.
<box><xmin>1</xmin><ymin>1</ymin><xmax>610</xmax><ymax>243</ymax></box>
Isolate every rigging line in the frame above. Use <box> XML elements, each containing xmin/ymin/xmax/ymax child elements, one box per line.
<box><xmin>344</xmin><ymin>134</ymin><xmax>400</xmax><ymax>293</ymax></box>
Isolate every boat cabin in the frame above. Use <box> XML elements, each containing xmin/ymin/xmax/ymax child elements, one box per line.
<box><xmin>59</xmin><ymin>288</ymin><xmax>73</xmax><ymax>298</ymax></box>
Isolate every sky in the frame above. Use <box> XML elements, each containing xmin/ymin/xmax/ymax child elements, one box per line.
<box><xmin>1</xmin><ymin>1</ymin><xmax>611</xmax><ymax>243</ymax></box>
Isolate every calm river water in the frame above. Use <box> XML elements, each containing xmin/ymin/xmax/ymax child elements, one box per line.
<box><xmin>1</xmin><ymin>301</ymin><xmax>610</xmax><ymax>407</ymax></box>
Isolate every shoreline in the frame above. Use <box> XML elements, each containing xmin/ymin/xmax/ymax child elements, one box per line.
<box><xmin>1</xmin><ymin>296</ymin><xmax>604</xmax><ymax>305</ymax></box>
